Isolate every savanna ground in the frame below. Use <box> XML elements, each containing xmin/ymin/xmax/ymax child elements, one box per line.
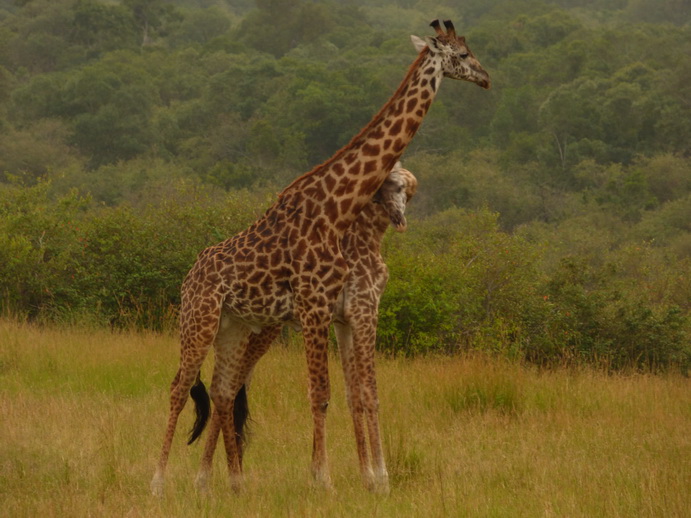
<box><xmin>1</xmin><ymin>318</ymin><xmax>689</xmax><ymax>517</ymax></box>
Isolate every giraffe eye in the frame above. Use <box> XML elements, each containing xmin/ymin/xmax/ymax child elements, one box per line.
<box><xmin>460</xmin><ymin>53</ymin><xmax>469</xmax><ymax>59</ymax></box>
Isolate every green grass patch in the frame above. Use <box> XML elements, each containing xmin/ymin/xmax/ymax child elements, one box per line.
<box><xmin>1</xmin><ymin>319</ymin><xmax>689</xmax><ymax>517</ymax></box>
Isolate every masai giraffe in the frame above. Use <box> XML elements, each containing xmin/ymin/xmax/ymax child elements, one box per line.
<box><xmin>151</xmin><ymin>19</ymin><xmax>489</xmax><ymax>495</ymax></box>
<box><xmin>190</xmin><ymin>164</ymin><xmax>418</xmax><ymax>494</ymax></box>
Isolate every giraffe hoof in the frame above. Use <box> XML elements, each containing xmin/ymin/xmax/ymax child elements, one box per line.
<box><xmin>311</xmin><ymin>468</ymin><xmax>334</xmax><ymax>491</ymax></box>
<box><xmin>371</xmin><ymin>479</ymin><xmax>390</xmax><ymax>495</ymax></box>
<box><xmin>375</xmin><ymin>471</ymin><xmax>391</xmax><ymax>494</ymax></box>
<box><xmin>364</xmin><ymin>470</ymin><xmax>390</xmax><ymax>494</ymax></box>
<box><xmin>195</xmin><ymin>470</ymin><xmax>210</xmax><ymax>494</ymax></box>
<box><xmin>150</xmin><ymin>472</ymin><xmax>165</xmax><ymax>497</ymax></box>
<box><xmin>229</xmin><ymin>474</ymin><xmax>243</xmax><ymax>493</ymax></box>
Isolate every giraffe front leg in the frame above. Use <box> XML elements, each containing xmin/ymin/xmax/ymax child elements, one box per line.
<box><xmin>335</xmin><ymin>320</ymin><xmax>375</xmax><ymax>490</ymax></box>
<box><xmin>302</xmin><ymin>318</ymin><xmax>333</xmax><ymax>489</ymax></box>
<box><xmin>359</xmin><ymin>336</ymin><xmax>389</xmax><ymax>493</ymax></box>
<box><xmin>353</xmin><ymin>315</ymin><xmax>389</xmax><ymax>494</ymax></box>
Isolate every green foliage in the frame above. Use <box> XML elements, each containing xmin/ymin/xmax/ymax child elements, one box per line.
<box><xmin>0</xmin><ymin>1</ymin><xmax>689</xmax><ymax>370</ymax></box>
<box><xmin>379</xmin><ymin>208</ymin><xmax>543</xmax><ymax>357</ymax></box>
<box><xmin>0</xmin><ymin>178</ymin><xmax>267</xmax><ymax>329</ymax></box>
<box><xmin>71</xmin><ymin>0</ymin><xmax>138</xmax><ymax>54</ymax></box>
<box><xmin>542</xmin><ymin>253</ymin><xmax>689</xmax><ymax>370</ymax></box>
<box><xmin>2</xmin><ymin>1</ymin><xmax>689</xmax><ymax>177</ymax></box>
<box><xmin>0</xmin><ymin>180</ymin><xmax>88</xmax><ymax>319</ymax></box>
<box><xmin>378</xmin><ymin>208</ymin><xmax>689</xmax><ymax>370</ymax></box>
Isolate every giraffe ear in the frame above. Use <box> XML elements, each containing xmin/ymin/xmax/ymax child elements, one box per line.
<box><xmin>425</xmin><ymin>36</ymin><xmax>446</xmax><ymax>53</ymax></box>
<box><xmin>410</xmin><ymin>35</ymin><xmax>428</xmax><ymax>53</ymax></box>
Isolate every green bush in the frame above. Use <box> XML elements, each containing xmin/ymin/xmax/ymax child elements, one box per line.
<box><xmin>378</xmin><ymin>208</ymin><xmax>543</xmax><ymax>357</ymax></box>
<box><xmin>541</xmin><ymin>252</ymin><xmax>690</xmax><ymax>371</ymax></box>
<box><xmin>0</xmin><ymin>179</ymin><xmax>266</xmax><ymax>329</ymax></box>
<box><xmin>376</xmin><ymin>207</ymin><xmax>689</xmax><ymax>371</ymax></box>
<box><xmin>0</xmin><ymin>182</ymin><xmax>687</xmax><ymax>370</ymax></box>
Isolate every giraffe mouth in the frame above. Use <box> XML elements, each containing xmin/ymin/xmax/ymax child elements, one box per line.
<box><xmin>477</xmin><ymin>78</ymin><xmax>491</xmax><ymax>90</ymax></box>
<box><xmin>388</xmin><ymin>211</ymin><xmax>408</xmax><ymax>231</ymax></box>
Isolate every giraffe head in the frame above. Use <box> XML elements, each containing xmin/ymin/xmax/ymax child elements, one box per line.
<box><xmin>374</xmin><ymin>162</ymin><xmax>418</xmax><ymax>232</ymax></box>
<box><xmin>411</xmin><ymin>19</ymin><xmax>490</xmax><ymax>90</ymax></box>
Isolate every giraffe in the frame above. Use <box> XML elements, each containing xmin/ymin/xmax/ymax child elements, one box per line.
<box><xmin>332</xmin><ymin>165</ymin><xmax>418</xmax><ymax>492</ymax></box>
<box><xmin>190</xmin><ymin>164</ymin><xmax>418</xmax><ymax>494</ymax></box>
<box><xmin>151</xmin><ymin>19</ymin><xmax>489</xmax><ymax>495</ymax></box>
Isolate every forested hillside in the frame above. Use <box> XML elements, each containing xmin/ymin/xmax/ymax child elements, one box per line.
<box><xmin>0</xmin><ymin>0</ymin><xmax>689</xmax><ymax>369</ymax></box>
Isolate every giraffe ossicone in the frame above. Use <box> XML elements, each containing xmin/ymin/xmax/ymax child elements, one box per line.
<box><xmin>151</xmin><ymin>19</ymin><xmax>489</xmax><ymax>496</ymax></box>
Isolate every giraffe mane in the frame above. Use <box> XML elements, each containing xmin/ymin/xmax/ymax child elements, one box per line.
<box><xmin>279</xmin><ymin>46</ymin><xmax>432</xmax><ymax>196</ymax></box>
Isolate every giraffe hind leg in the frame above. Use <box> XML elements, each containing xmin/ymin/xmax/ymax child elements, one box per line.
<box><xmin>195</xmin><ymin>385</ymin><xmax>249</xmax><ymax>493</ymax></box>
<box><xmin>233</xmin><ymin>384</ymin><xmax>250</xmax><ymax>454</ymax></box>
<box><xmin>151</xmin><ymin>346</ymin><xmax>214</xmax><ymax>495</ymax></box>
<box><xmin>151</xmin><ymin>297</ymin><xmax>222</xmax><ymax>496</ymax></box>
<box><xmin>335</xmin><ymin>321</ymin><xmax>375</xmax><ymax>489</ymax></box>
<box><xmin>196</xmin><ymin>325</ymin><xmax>280</xmax><ymax>492</ymax></box>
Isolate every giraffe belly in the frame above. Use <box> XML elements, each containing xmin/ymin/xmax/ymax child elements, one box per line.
<box><xmin>222</xmin><ymin>287</ymin><xmax>296</xmax><ymax>331</ymax></box>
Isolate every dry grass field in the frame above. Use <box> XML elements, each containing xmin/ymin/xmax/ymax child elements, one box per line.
<box><xmin>1</xmin><ymin>318</ymin><xmax>689</xmax><ymax>517</ymax></box>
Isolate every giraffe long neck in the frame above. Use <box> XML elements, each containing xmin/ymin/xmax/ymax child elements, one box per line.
<box><xmin>280</xmin><ymin>47</ymin><xmax>441</xmax><ymax>232</ymax></box>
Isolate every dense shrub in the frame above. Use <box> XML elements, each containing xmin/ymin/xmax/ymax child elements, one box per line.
<box><xmin>0</xmin><ymin>183</ymin><xmax>688</xmax><ymax>370</ymax></box>
<box><xmin>380</xmin><ymin>208</ymin><xmax>546</xmax><ymax>357</ymax></box>
<box><xmin>0</xmin><ymin>179</ymin><xmax>267</xmax><ymax>328</ymax></box>
<box><xmin>377</xmin><ymin>208</ymin><xmax>690</xmax><ymax>371</ymax></box>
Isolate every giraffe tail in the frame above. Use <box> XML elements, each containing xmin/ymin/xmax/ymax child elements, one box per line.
<box><xmin>187</xmin><ymin>373</ymin><xmax>211</xmax><ymax>445</ymax></box>
<box><xmin>234</xmin><ymin>384</ymin><xmax>250</xmax><ymax>448</ymax></box>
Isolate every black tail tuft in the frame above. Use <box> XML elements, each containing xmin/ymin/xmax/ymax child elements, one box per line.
<box><xmin>187</xmin><ymin>375</ymin><xmax>211</xmax><ymax>445</ymax></box>
<box><xmin>234</xmin><ymin>384</ymin><xmax>250</xmax><ymax>448</ymax></box>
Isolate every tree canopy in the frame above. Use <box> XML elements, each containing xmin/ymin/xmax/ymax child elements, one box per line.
<box><xmin>0</xmin><ymin>0</ymin><xmax>689</xmax><ymax>369</ymax></box>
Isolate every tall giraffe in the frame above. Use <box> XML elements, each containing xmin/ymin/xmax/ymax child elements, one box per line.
<box><xmin>191</xmin><ymin>164</ymin><xmax>418</xmax><ymax>494</ymax></box>
<box><xmin>151</xmin><ymin>19</ymin><xmax>489</xmax><ymax>495</ymax></box>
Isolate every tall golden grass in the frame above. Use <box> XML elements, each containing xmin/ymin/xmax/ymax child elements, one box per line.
<box><xmin>1</xmin><ymin>318</ymin><xmax>689</xmax><ymax>517</ymax></box>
